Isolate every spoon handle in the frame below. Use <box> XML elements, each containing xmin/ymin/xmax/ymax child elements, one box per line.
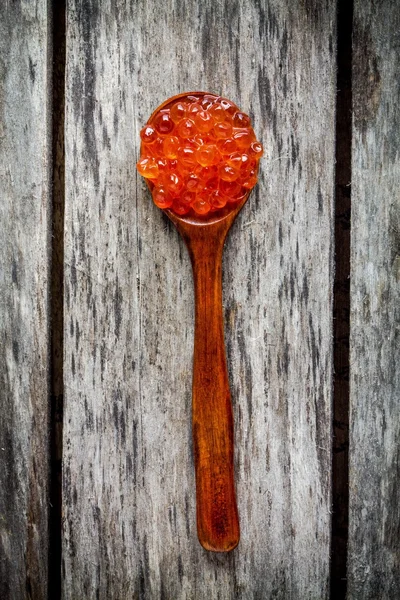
<box><xmin>182</xmin><ymin>223</ymin><xmax>240</xmax><ymax>552</ymax></box>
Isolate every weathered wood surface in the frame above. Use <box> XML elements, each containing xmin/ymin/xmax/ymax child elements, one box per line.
<box><xmin>348</xmin><ymin>1</ymin><xmax>400</xmax><ymax>597</ymax></box>
<box><xmin>0</xmin><ymin>2</ymin><xmax>51</xmax><ymax>599</ymax></box>
<box><xmin>64</xmin><ymin>1</ymin><xmax>336</xmax><ymax>597</ymax></box>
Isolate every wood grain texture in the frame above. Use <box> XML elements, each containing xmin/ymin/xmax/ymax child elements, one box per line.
<box><xmin>348</xmin><ymin>1</ymin><xmax>400</xmax><ymax>597</ymax></box>
<box><xmin>0</xmin><ymin>2</ymin><xmax>51</xmax><ymax>599</ymax></box>
<box><xmin>64</xmin><ymin>1</ymin><xmax>336</xmax><ymax>597</ymax></box>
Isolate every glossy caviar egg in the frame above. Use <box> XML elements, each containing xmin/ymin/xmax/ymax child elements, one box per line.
<box><xmin>181</xmin><ymin>190</ymin><xmax>196</xmax><ymax>205</ymax></box>
<box><xmin>219</xmin><ymin>179</ymin><xmax>242</xmax><ymax>197</ymax></box>
<box><xmin>219</xmin><ymin>98</ymin><xmax>236</xmax><ymax>115</ymax></box>
<box><xmin>172</xmin><ymin>198</ymin><xmax>191</xmax><ymax>215</ymax></box>
<box><xmin>219</xmin><ymin>164</ymin><xmax>240</xmax><ymax>182</ymax></box>
<box><xmin>156</xmin><ymin>158</ymin><xmax>169</xmax><ymax>173</ymax></box>
<box><xmin>214</xmin><ymin>121</ymin><xmax>233</xmax><ymax>139</ymax></box>
<box><xmin>146</xmin><ymin>137</ymin><xmax>164</xmax><ymax>158</ymax></box>
<box><xmin>186</xmin><ymin>173</ymin><xmax>203</xmax><ymax>192</ymax></box>
<box><xmin>137</xmin><ymin>157</ymin><xmax>159</xmax><ymax>179</ymax></box>
<box><xmin>233</xmin><ymin>129</ymin><xmax>254</xmax><ymax>149</ymax></box>
<box><xmin>177</xmin><ymin>118</ymin><xmax>196</xmax><ymax>138</ymax></box>
<box><xmin>195</xmin><ymin>164</ymin><xmax>218</xmax><ymax>182</ymax></box>
<box><xmin>242</xmin><ymin>169</ymin><xmax>258</xmax><ymax>189</ymax></box>
<box><xmin>204</xmin><ymin>176</ymin><xmax>219</xmax><ymax>191</ymax></box>
<box><xmin>192</xmin><ymin>197</ymin><xmax>211</xmax><ymax>215</ymax></box>
<box><xmin>233</xmin><ymin>112</ymin><xmax>251</xmax><ymax>128</ymax></box>
<box><xmin>152</xmin><ymin>186</ymin><xmax>173</xmax><ymax>208</ymax></box>
<box><xmin>201</xmin><ymin>94</ymin><xmax>218</xmax><ymax>109</ymax></box>
<box><xmin>196</xmin><ymin>144</ymin><xmax>219</xmax><ymax>167</ymax></box>
<box><xmin>217</xmin><ymin>138</ymin><xmax>237</xmax><ymax>155</ymax></box>
<box><xmin>162</xmin><ymin>172</ymin><xmax>185</xmax><ymax>195</ymax></box>
<box><xmin>249</xmin><ymin>141</ymin><xmax>264</xmax><ymax>159</ymax></box>
<box><xmin>154</xmin><ymin>112</ymin><xmax>174</xmax><ymax>135</ymax></box>
<box><xmin>163</xmin><ymin>135</ymin><xmax>180</xmax><ymax>159</ymax></box>
<box><xmin>207</xmin><ymin>103</ymin><xmax>226</xmax><ymax>122</ymax></box>
<box><xmin>187</xmin><ymin>102</ymin><xmax>202</xmax><ymax>117</ymax></box>
<box><xmin>170</xmin><ymin>101</ymin><xmax>187</xmax><ymax>123</ymax></box>
<box><xmin>191</xmin><ymin>134</ymin><xmax>206</xmax><ymax>147</ymax></box>
<box><xmin>177</xmin><ymin>146</ymin><xmax>197</xmax><ymax>169</ymax></box>
<box><xmin>209</xmin><ymin>189</ymin><xmax>227</xmax><ymax>208</ymax></box>
<box><xmin>195</xmin><ymin>110</ymin><xmax>214</xmax><ymax>133</ymax></box>
<box><xmin>240</xmin><ymin>153</ymin><xmax>250</xmax><ymax>168</ymax></box>
<box><xmin>226</xmin><ymin>152</ymin><xmax>243</xmax><ymax>168</ymax></box>
<box><xmin>137</xmin><ymin>93</ymin><xmax>263</xmax><ymax>217</ymax></box>
<box><xmin>140</xmin><ymin>125</ymin><xmax>158</xmax><ymax>144</ymax></box>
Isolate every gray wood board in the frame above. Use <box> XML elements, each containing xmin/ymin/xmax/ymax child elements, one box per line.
<box><xmin>64</xmin><ymin>1</ymin><xmax>336</xmax><ymax>597</ymax></box>
<box><xmin>0</xmin><ymin>2</ymin><xmax>51</xmax><ymax>599</ymax></box>
<box><xmin>348</xmin><ymin>1</ymin><xmax>400</xmax><ymax>597</ymax></box>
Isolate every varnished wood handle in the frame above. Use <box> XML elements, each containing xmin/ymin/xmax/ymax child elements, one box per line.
<box><xmin>184</xmin><ymin>227</ymin><xmax>240</xmax><ymax>552</ymax></box>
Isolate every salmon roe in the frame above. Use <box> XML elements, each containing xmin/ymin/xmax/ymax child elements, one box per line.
<box><xmin>137</xmin><ymin>94</ymin><xmax>263</xmax><ymax>216</ymax></box>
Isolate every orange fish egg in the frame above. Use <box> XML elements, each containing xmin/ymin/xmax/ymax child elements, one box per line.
<box><xmin>162</xmin><ymin>172</ymin><xmax>185</xmax><ymax>195</ymax></box>
<box><xmin>233</xmin><ymin>112</ymin><xmax>251</xmax><ymax>128</ymax></box>
<box><xmin>249</xmin><ymin>141</ymin><xmax>264</xmax><ymax>159</ymax></box>
<box><xmin>163</xmin><ymin>136</ymin><xmax>180</xmax><ymax>159</ymax></box>
<box><xmin>219</xmin><ymin>179</ymin><xmax>242</xmax><ymax>197</ymax></box>
<box><xmin>241</xmin><ymin>169</ymin><xmax>258</xmax><ymax>189</ymax></box>
<box><xmin>177</xmin><ymin>146</ymin><xmax>198</xmax><ymax>169</ymax></box>
<box><xmin>195</xmin><ymin>164</ymin><xmax>218</xmax><ymax>182</ymax></box>
<box><xmin>181</xmin><ymin>190</ymin><xmax>196</xmax><ymax>205</ymax></box>
<box><xmin>219</xmin><ymin>164</ymin><xmax>240</xmax><ymax>182</ymax></box>
<box><xmin>195</xmin><ymin>110</ymin><xmax>214</xmax><ymax>133</ymax></box>
<box><xmin>207</xmin><ymin>103</ymin><xmax>226</xmax><ymax>122</ymax></box>
<box><xmin>201</xmin><ymin>94</ymin><xmax>218</xmax><ymax>109</ymax></box>
<box><xmin>233</xmin><ymin>129</ymin><xmax>254</xmax><ymax>149</ymax></box>
<box><xmin>187</xmin><ymin>102</ymin><xmax>202</xmax><ymax>118</ymax></box>
<box><xmin>140</xmin><ymin>125</ymin><xmax>158</xmax><ymax>144</ymax></box>
<box><xmin>226</xmin><ymin>152</ymin><xmax>243</xmax><ymax>169</ymax></box>
<box><xmin>186</xmin><ymin>173</ymin><xmax>203</xmax><ymax>192</ymax></box>
<box><xmin>137</xmin><ymin>157</ymin><xmax>159</xmax><ymax>179</ymax></box>
<box><xmin>173</xmin><ymin>198</ymin><xmax>191</xmax><ymax>215</ymax></box>
<box><xmin>219</xmin><ymin>98</ymin><xmax>237</xmax><ymax>115</ymax></box>
<box><xmin>152</xmin><ymin>186</ymin><xmax>173</xmax><ymax>209</ymax></box>
<box><xmin>145</xmin><ymin>137</ymin><xmax>164</xmax><ymax>158</ymax></box>
<box><xmin>170</xmin><ymin>101</ymin><xmax>187</xmax><ymax>123</ymax></box>
<box><xmin>192</xmin><ymin>196</ymin><xmax>211</xmax><ymax>215</ymax></box>
<box><xmin>209</xmin><ymin>189</ymin><xmax>228</xmax><ymax>208</ymax></box>
<box><xmin>154</xmin><ymin>112</ymin><xmax>174</xmax><ymax>135</ymax></box>
<box><xmin>204</xmin><ymin>176</ymin><xmax>219</xmax><ymax>191</ymax></box>
<box><xmin>217</xmin><ymin>138</ymin><xmax>238</xmax><ymax>155</ymax></box>
<box><xmin>177</xmin><ymin>118</ymin><xmax>196</xmax><ymax>138</ymax></box>
<box><xmin>214</xmin><ymin>121</ymin><xmax>233</xmax><ymax>139</ymax></box>
<box><xmin>196</xmin><ymin>144</ymin><xmax>219</xmax><ymax>167</ymax></box>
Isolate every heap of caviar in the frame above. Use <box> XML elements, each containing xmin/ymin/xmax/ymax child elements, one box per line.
<box><xmin>137</xmin><ymin>94</ymin><xmax>263</xmax><ymax>217</ymax></box>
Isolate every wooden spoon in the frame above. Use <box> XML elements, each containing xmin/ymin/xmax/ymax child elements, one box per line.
<box><xmin>165</xmin><ymin>202</ymin><xmax>245</xmax><ymax>553</ymax></box>
<box><xmin>144</xmin><ymin>92</ymin><xmax>254</xmax><ymax>552</ymax></box>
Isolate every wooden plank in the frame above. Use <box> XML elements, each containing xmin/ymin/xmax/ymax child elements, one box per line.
<box><xmin>63</xmin><ymin>1</ymin><xmax>336</xmax><ymax>597</ymax></box>
<box><xmin>0</xmin><ymin>2</ymin><xmax>51</xmax><ymax>599</ymax></box>
<box><xmin>348</xmin><ymin>2</ymin><xmax>400</xmax><ymax>597</ymax></box>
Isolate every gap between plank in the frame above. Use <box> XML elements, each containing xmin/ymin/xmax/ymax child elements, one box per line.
<box><xmin>330</xmin><ymin>0</ymin><xmax>353</xmax><ymax>597</ymax></box>
<box><xmin>49</xmin><ymin>1</ymin><xmax>66</xmax><ymax>598</ymax></box>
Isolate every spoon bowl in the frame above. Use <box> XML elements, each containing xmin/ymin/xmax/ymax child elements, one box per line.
<box><xmin>144</xmin><ymin>91</ymin><xmax>252</xmax><ymax>228</ymax></box>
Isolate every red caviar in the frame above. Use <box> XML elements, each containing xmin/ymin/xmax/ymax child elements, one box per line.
<box><xmin>137</xmin><ymin>94</ymin><xmax>263</xmax><ymax>216</ymax></box>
